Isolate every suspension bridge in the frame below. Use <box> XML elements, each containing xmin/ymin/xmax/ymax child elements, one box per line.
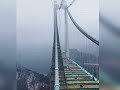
<box><xmin>50</xmin><ymin>0</ymin><xmax>99</xmax><ymax>90</ymax></box>
<box><xmin>16</xmin><ymin>0</ymin><xmax>120</xmax><ymax>90</ymax></box>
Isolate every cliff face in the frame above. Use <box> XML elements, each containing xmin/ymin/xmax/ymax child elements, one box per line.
<box><xmin>17</xmin><ymin>66</ymin><xmax>50</xmax><ymax>90</ymax></box>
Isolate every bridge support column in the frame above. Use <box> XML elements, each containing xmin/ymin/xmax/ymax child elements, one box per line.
<box><xmin>64</xmin><ymin>1</ymin><xmax>69</xmax><ymax>60</ymax></box>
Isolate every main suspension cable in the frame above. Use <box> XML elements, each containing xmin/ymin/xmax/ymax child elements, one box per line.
<box><xmin>67</xmin><ymin>0</ymin><xmax>76</xmax><ymax>9</ymax></box>
<box><xmin>66</xmin><ymin>9</ymin><xmax>99</xmax><ymax>46</ymax></box>
<box><xmin>59</xmin><ymin>0</ymin><xmax>64</xmax><ymax>9</ymax></box>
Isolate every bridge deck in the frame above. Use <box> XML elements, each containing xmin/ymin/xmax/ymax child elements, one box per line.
<box><xmin>63</xmin><ymin>59</ymin><xmax>99</xmax><ymax>90</ymax></box>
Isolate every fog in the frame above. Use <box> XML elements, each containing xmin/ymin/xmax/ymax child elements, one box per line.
<box><xmin>17</xmin><ymin>0</ymin><xmax>99</xmax><ymax>74</ymax></box>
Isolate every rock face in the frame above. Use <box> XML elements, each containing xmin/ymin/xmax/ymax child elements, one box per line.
<box><xmin>17</xmin><ymin>66</ymin><xmax>50</xmax><ymax>90</ymax></box>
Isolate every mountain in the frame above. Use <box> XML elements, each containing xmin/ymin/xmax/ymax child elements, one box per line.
<box><xmin>17</xmin><ymin>66</ymin><xmax>50</xmax><ymax>90</ymax></box>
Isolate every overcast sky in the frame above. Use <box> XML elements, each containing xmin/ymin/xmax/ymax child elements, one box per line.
<box><xmin>17</xmin><ymin>0</ymin><xmax>99</xmax><ymax>47</ymax></box>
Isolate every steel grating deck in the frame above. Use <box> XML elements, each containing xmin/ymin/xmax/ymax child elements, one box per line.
<box><xmin>63</xmin><ymin>59</ymin><xmax>99</xmax><ymax>90</ymax></box>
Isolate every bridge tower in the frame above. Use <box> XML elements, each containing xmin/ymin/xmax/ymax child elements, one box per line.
<box><xmin>64</xmin><ymin>1</ymin><xmax>69</xmax><ymax>60</ymax></box>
